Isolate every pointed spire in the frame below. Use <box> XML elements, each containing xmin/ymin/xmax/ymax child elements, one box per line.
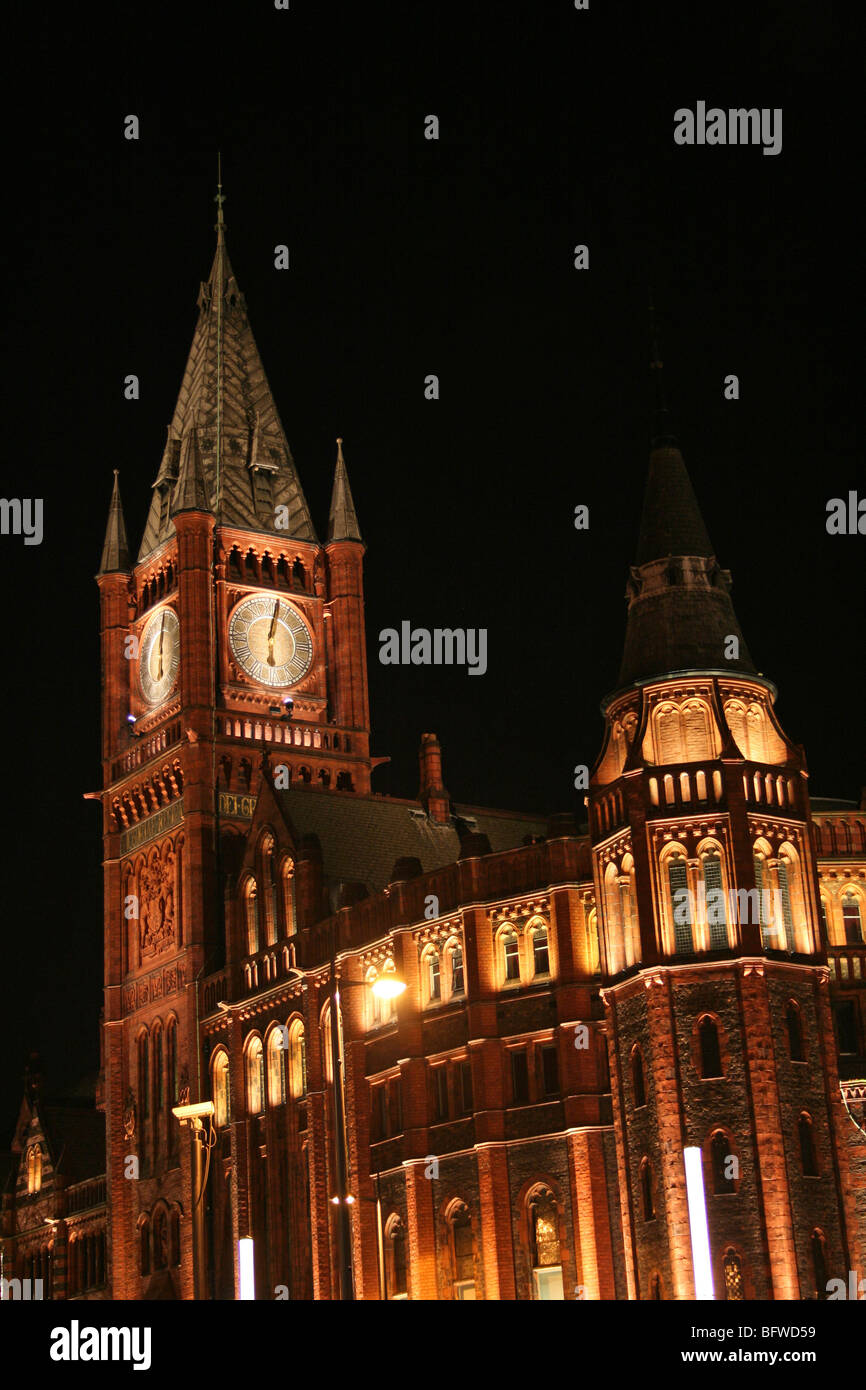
<box><xmin>614</xmin><ymin>320</ymin><xmax>756</xmax><ymax>688</ymax></box>
<box><xmin>171</xmin><ymin>428</ymin><xmax>211</xmax><ymax>516</ymax></box>
<box><xmin>327</xmin><ymin>437</ymin><xmax>362</xmax><ymax>542</ymax></box>
<box><xmin>138</xmin><ymin>174</ymin><xmax>316</xmax><ymax>561</ymax></box>
<box><xmin>97</xmin><ymin>471</ymin><xmax>131</xmax><ymax>575</ymax></box>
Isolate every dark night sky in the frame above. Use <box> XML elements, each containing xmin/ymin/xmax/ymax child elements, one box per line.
<box><xmin>1</xmin><ymin>3</ymin><xmax>862</xmax><ymax>1132</ymax></box>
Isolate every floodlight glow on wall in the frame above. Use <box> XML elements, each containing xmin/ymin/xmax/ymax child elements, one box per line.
<box><xmin>238</xmin><ymin>1238</ymin><xmax>255</xmax><ymax>1301</ymax></box>
<box><xmin>683</xmin><ymin>1146</ymin><xmax>715</xmax><ymax>1300</ymax></box>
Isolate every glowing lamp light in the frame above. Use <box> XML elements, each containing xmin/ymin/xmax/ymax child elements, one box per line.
<box><xmin>238</xmin><ymin>1237</ymin><xmax>255</xmax><ymax>1301</ymax></box>
<box><xmin>370</xmin><ymin>962</ymin><xmax>407</xmax><ymax>1001</ymax></box>
<box><xmin>683</xmin><ymin>1147</ymin><xmax>715</xmax><ymax>1300</ymax></box>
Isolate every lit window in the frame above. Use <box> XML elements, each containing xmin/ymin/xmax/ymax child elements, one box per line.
<box><xmin>842</xmin><ymin>894</ymin><xmax>864</xmax><ymax>945</ymax></box>
<box><xmin>777</xmin><ymin>861</ymin><xmax>795</xmax><ymax>945</ymax></box>
<box><xmin>530</xmin><ymin>1189</ymin><xmax>564</xmax><ymax>1300</ymax></box>
<box><xmin>245</xmin><ymin>878</ymin><xmax>259</xmax><ymax>955</ymax></box>
<box><xmin>246</xmin><ymin>1037</ymin><xmax>265</xmax><ymax>1116</ymax></box>
<box><xmin>287</xmin><ymin>1021</ymin><xmax>306</xmax><ymax>1099</ymax></box>
<box><xmin>212</xmin><ymin>1050</ymin><xmax>230</xmax><ymax>1128</ymax></box>
<box><xmin>723</xmin><ymin>1250</ymin><xmax>744</xmax><ymax>1301</ymax></box>
<box><xmin>426</xmin><ymin>951</ymin><xmax>441</xmax><ymax>1003</ymax></box>
<box><xmin>449</xmin><ymin>1203</ymin><xmax>475</xmax><ymax>1298</ymax></box>
<box><xmin>26</xmin><ymin>1144</ymin><xmax>43</xmax><ymax>1195</ymax></box>
<box><xmin>668</xmin><ymin>859</ymin><xmax>692</xmax><ymax>954</ymax></box>
<box><xmin>449</xmin><ymin>942</ymin><xmax>465</xmax><ymax>996</ymax></box>
<box><xmin>502</xmin><ymin>928</ymin><xmax>520</xmax><ymax>983</ymax></box>
<box><xmin>532</xmin><ymin>924</ymin><xmax>550</xmax><ymax>976</ymax></box>
<box><xmin>267</xmin><ymin>1028</ymin><xmax>287</xmax><ymax>1106</ymax></box>
<box><xmin>702</xmin><ymin>854</ymin><xmax>727</xmax><ymax>950</ymax></box>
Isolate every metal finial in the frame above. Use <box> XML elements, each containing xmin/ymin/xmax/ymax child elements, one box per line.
<box><xmin>649</xmin><ymin>288</ymin><xmax>676</xmax><ymax>448</ymax></box>
<box><xmin>214</xmin><ymin>151</ymin><xmax>226</xmax><ymax>237</ymax></box>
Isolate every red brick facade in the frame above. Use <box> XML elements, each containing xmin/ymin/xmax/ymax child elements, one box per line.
<box><xmin>80</xmin><ymin>223</ymin><xmax>866</xmax><ymax>1302</ymax></box>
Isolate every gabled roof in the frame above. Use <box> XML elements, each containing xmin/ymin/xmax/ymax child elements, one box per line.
<box><xmin>255</xmin><ymin>780</ymin><xmax>547</xmax><ymax>897</ymax></box>
<box><xmin>138</xmin><ymin>221</ymin><xmax>315</xmax><ymax>560</ymax></box>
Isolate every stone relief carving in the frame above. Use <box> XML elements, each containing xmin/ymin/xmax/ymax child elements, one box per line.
<box><xmin>140</xmin><ymin>847</ymin><xmax>176</xmax><ymax>957</ymax></box>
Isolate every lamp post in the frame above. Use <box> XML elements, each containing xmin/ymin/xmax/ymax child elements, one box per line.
<box><xmin>171</xmin><ymin>1100</ymin><xmax>216</xmax><ymax>1301</ymax></box>
<box><xmin>326</xmin><ymin>952</ymin><xmax>406</xmax><ymax>1300</ymax></box>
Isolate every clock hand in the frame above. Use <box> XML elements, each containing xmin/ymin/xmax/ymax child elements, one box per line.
<box><xmin>156</xmin><ymin>612</ymin><xmax>166</xmax><ymax>681</ymax></box>
<box><xmin>267</xmin><ymin>601</ymin><xmax>279</xmax><ymax>666</ymax></box>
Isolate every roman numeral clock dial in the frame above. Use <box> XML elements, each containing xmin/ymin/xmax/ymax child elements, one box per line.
<box><xmin>138</xmin><ymin>606</ymin><xmax>180</xmax><ymax>707</ymax></box>
<box><xmin>228</xmin><ymin>595</ymin><xmax>314</xmax><ymax>688</ymax></box>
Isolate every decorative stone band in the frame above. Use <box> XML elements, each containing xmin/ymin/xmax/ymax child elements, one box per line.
<box><xmin>120</xmin><ymin>798</ymin><xmax>184</xmax><ymax>854</ymax></box>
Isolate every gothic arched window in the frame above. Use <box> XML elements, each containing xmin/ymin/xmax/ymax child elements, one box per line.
<box><xmin>500</xmin><ymin>927</ymin><xmax>520</xmax><ymax>984</ymax></box>
<box><xmin>138</xmin><ymin>1030</ymin><xmax>150</xmax><ymax>1121</ymax></box>
<box><xmin>711</xmin><ymin>1131</ymin><xmax>737</xmax><ymax>1194</ymax></box>
<box><xmin>786</xmin><ymin>1002</ymin><xmax>805</xmax><ymax>1062</ymax></box>
<box><xmin>798</xmin><ymin>1113</ymin><xmax>818</xmax><ymax>1177</ymax></box>
<box><xmin>153</xmin><ymin>1207</ymin><xmax>168</xmax><ymax>1270</ymax></box>
<box><xmin>385</xmin><ymin>1216</ymin><xmax>408</xmax><ymax>1300</ymax></box>
<box><xmin>640</xmin><ymin>1159</ymin><xmax>655</xmax><ymax>1221</ymax></box>
<box><xmin>723</xmin><ymin>1249</ymin><xmax>745</xmax><ymax>1300</ymax></box>
<box><xmin>528</xmin><ymin>1187</ymin><xmax>564</xmax><ymax>1300</ymax></box>
<box><xmin>698</xmin><ymin>1016</ymin><xmax>723</xmax><ymax>1078</ymax></box>
<box><xmin>667</xmin><ymin>854</ymin><xmax>693</xmax><ymax>955</ymax></box>
<box><xmin>448</xmin><ymin>941</ymin><xmax>465</xmax><ymax>997</ymax></box>
<box><xmin>842</xmin><ymin>892</ymin><xmax>864</xmax><ymax>945</ymax></box>
<box><xmin>211</xmin><ymin>1049</ymin><xmax>230</xmax><ymax>1129</ymax></box>
<box><xmin>631</xmin><ymin>1045</ymin><xmax>646</xmax><ymax>1108</ymax></box>
<box><xmin>422</xmin><ymin>947</ymin><xmax>441</xmax><ymax>1005</ymax></box>
<box><xmin>26</xmin><ymin>1144</ymin><xmax>43</xmax><ymax>1195</ymax></box>
<box><xmin>267</xmin><ymin>1027</ymin><xmax>287</xmax><ymax>1107</ymax></box>
<box><xmin>531</xmin><ymin>920</ymin><xmax>551</xmax><ymax>977</ymax></box>
<box><xmin>244</xmin><ymin>877</ymin><xmax>259</xmax><ymax>955</ymax></box>
<box><xmin>246</xmin><ymin>1036</ymin><xmax>265</xmax><ymax>1116</ymax></box>
<box><xmin>448</xmin><ymin>1202</ymin><xmax>476</xmax><ymax>1300</ymax></box>
<box><xmin>810</xmin><ymin>1230</ymin><xmax>828</xmax><ymax>1299</ymax></box>
<box><xmin>287</xmin><ymin>1020</ymin><xmax>306</xmax><ymax>1099</ymax></box>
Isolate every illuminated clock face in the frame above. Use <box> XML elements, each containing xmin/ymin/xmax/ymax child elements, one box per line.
<box><xmin>228</xmin><ymin>595</ymin><xmax>314</xmax><ymax>688</ymax></box>
<box><xmin>139</xmin><ymin>606</ymin><xmax>180</xmax><ymax>707</ymax></box>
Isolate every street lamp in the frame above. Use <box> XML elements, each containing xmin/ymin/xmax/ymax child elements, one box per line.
<box><xmin>325</xmin><ymin>953</ymin><xmax>405</xmax><ymax>1300</ymax></box>
<box><xmin>172</xmin><ymin>1100</ymin><xmax>216</xmax><ymax>1301</ymax></box>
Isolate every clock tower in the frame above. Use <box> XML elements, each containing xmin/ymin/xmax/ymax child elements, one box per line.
<box><xmin>95</xmin><ymin>186</ymin><xmax>372</xmax><ymax>1296</ymax></box>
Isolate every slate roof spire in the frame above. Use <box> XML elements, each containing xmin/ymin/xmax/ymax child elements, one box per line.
<box><xmin>97</xmin><ymin>471</ymin><xmax>131</xmax><ymax>575</ymax></box>
<box><xmin>138</xmin><ymin>168</ymin><xmax>316</xmax><ymax>560</ymax></box>
<box><xmin>615</xmin><ymin>309</ymin><xmax>757</xmax><ymax>688</ymax></box>
<box><xmin>327</xmin><ymin>437</ymin><xmax>362</xmax><ymax>542</ymax></box>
